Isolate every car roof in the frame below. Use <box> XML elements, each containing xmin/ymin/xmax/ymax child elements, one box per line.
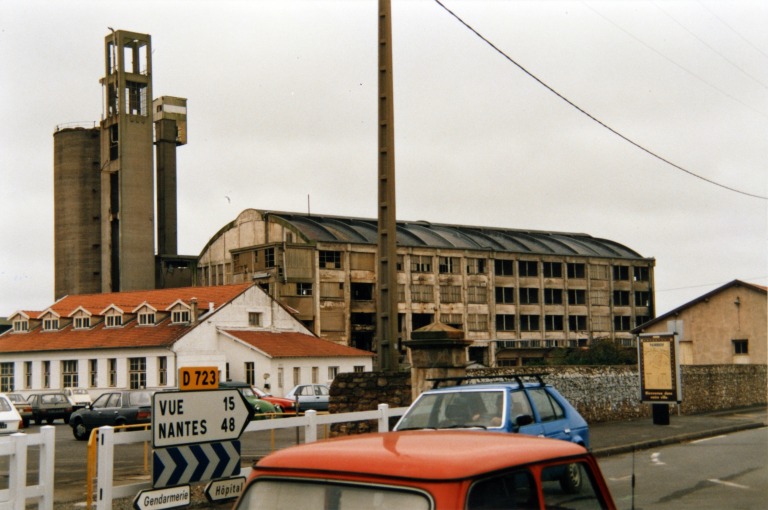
<box><xmin>423</xmin><ymin>382</ymin><xmax>546</xmax><ymax>393</ymax></box>
<box><xmin>256</xmin><ymin>431</ymin><xmax>587</xmax><ymax>480</ymax></box>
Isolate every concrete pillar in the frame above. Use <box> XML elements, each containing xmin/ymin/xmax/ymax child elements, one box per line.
<box><xmin>404</xmin><ymin>322</ymin><xmax>472</xmax><ymax>401</ymax></box>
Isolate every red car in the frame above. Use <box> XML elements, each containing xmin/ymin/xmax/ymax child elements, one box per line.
<box><xmin>233</xmin><ymin>430</ymin><xmax>616</xmax><ymax>509</ymax></box>
<box><xmin>252</xmin><ymin>386</ymin><xmax>296</xmax><ymax>413</ymax></box>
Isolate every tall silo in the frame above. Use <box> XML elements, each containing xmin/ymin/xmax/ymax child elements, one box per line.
<box><xmin>53</xmin><ymin>126</ymin><xmax>102</xmax><ymax>299</ymax></box>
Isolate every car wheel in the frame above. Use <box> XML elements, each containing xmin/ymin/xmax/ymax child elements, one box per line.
<box><xmin>72</xmin><ymin>420</ymin><xmax>90</xmax><ymax>441</ymax></box>
<box><xmin>34</xmin><ymin>417</ymin><xmax>42</xmax><ymax>425</ymax></box>
<box><xmin>46</xmin><ymin>418</ymin><xmax>54</xmax><ymax>425</ymax></box>
<box><xmin>64</xmin><ymin>414</ymin><xmax>71</xmax><ymax>424</ymax></box>
<box><xmin>22</xmin><ymin>418</ymin><xmax>30</xmax><ymax>428</ymax></box>
<box><xmin>273</xmin><ymin>404</ymin><xmax>283</xmax><ymax>413</ymax></box>
<box><xmin>559</xmin><ymin>462</ymin><xmax>583</xmax><ymax>494</ymax></box>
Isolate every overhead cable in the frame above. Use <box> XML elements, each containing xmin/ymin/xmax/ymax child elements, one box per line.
<box><xmin>433</xmin><ymin>0</ymin><xmax>767</xmax><ymax>201</ymax></box>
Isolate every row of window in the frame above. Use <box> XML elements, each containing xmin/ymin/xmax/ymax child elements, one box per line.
<box><xmin>436</xmin><ymin>313</ymin><xmax>649</xmax><ymax>332</ymax></box>
<box><xmin>13</xmin><ymin>310</ymin><xmax>191</xmax><ymax>333</ymax></box>
<box><xmin>0</xmin><ymin>357</ymin><xmax>165</xmax><ymax>393</ymax></box>
<box><xmin>240</xmin><ymin>362</ymin><xmax>365</xmax><ymax>389</ymax></box>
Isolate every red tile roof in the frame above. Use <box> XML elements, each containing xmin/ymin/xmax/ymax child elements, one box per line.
<box><xmin>224</xmin><ymin>330</ymin><xmax>374</xmax><ymax>358</ymax></box>
<box><xmin>0</xmin><ymin>284</ymin><xmax>254</xmax><ymax>353</ymax></box>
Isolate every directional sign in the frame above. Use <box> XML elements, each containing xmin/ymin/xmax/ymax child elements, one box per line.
<box><xmin>205</xmin><ymin>476</ymin><xmax>246</xmax><ymax>502</ymax></box>
<box><xmin>152</xmin><ymin>389</ymin><xmax>251</xmax><ymax>448</ymax></box>
<box><xmin>133</xmin><ymin>485</ymin><xmax>190</xmax><ymax>510</ymax></box>
<box><xmin>153</xmin><ymin>441</ymin><xmax>241</xmax><ymax>488</ymax></box>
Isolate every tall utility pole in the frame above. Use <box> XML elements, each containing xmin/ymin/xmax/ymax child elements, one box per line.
<box><xmin>376</xmin><ymin>0</ymin><xmax>400</xmax><ymax>371</ymax></box>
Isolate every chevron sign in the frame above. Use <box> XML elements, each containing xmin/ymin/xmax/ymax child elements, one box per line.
<box><xmin>153</xmin><ymin>441</ymin><xmax>241</xmax><ymax>488</ymax></box>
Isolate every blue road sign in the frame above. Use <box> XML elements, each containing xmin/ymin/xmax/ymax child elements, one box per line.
<box><xmin>153</xmin><ymin>441</ymin><xmax>241</xmax><ymax>488</ymax></box>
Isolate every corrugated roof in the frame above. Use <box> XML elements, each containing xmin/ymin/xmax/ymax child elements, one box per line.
<box><xmin>224</xmin><ymin>330</ymin><xmax>374</xmax><ymax>358</ymax></box>
<box><xmin>257</xmin><ymin>210</ymin><xmax>647</xmax><ymax>259</ymax></box>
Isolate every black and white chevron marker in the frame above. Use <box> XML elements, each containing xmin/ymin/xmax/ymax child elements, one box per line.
<box><xmin>153</xmin><ymin>441</ymin><xmax>241</xmax><ymax>488</ymax></box>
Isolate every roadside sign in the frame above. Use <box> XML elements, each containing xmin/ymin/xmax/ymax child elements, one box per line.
<box><xmin>178</xmin><ymin>366</ymin><xmax>219</xmax><ymax>390</ymax></box>
<box><xmin>153</xmin><ymin>441</ymin><xmax>240</xmax><ymax>487</ymax></box>
<box><xmin>133</xmin><ymin>485</ymin><xmax>190</xmax><ymax>510</ymax></box>
<box><xmin>638</xmin><ymin>333</ymin><xmax>682</xmax><ymax>403</ymax></box>
<box><xmin>205</xmin><ymin>476</ymin><xmax>246</xmax><ymax>502</ymax></box>
<box><xmin>152</xmin><ymin>389</ymin><xmax>251</xmax><ymax>448</ymax></box>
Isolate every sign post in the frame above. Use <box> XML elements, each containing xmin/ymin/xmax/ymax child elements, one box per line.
<box><xmin>637</xmin><ymin>333</ymin><xmax>682</xmax><ymax>425</ymax></box>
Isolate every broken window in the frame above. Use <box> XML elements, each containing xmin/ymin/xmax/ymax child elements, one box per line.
<box><xmin>466</xmin><ymin>258</ymin><xmax>486</xmax><ymax>274</ymax></box>
<box><xmin>612</xmin><ymin>265</ymin><xmax>630</xmax><ymax>281</ymax></box>
<box><xmin>519</xmin><ymin>288</ymin><xmax>539</xmax><ymax>305</ymax></box>
<box><xmin>468</xmin><ymin>314</ymin><xmax>488</xmax><ymax>331</ymax></box>
<box><xmin>543</xmin><ymin>262</ymin><xmax>563</xmax><ymax>278</ymax></box>
<box><xmin>569</xmin><ymin>315</ymin><xmax>587</xmax><ymax>330</ymax></box>
<box><xmin>319</xmin><ymin>251</ymin><xmax>342</xmax><ymax>269</ymax></box>
<box><xmin>567</xmin><ymin>263</ymin><xmax>586</xmax><ymax>279</ymax></box>
<box><xmin>320</xmin><ymin>282</ymin><xmax>344</xmax><ymax>299</ymax></box>
<box><xmin>544</xmin><ymin>315</ymin><xmax>564</xmax><ymax>331</ymax></box>
<box><xmin>613</xmin><ymin>316</ymin><xmax>631</xmax><ymax>331</ymax></box>
<box><xmin>635</xmin><ymin>291</ymin><xmax>650</xmax><ymax>307</ymax></box>
<box><xmin>439</xmin><ymin>285</ymin><xmax>462</xmax><ymax>303</ymax></box>
<box><xmin>520</xmin><ymin>315</ymin><xmax>540</xmax><ymax>331</ymax></box>
<box><xmin>613</xmin><ymin>291</ymin><xmax>630</xmax><ymax>306</ymax></box>
<box><xmin>495</xmin><ymin>287</ymin><xmax>515</xmax><ymax>304</ymax></box>
<box><xmin>468</xmin><ymin>285</ymin><xmax>487</xmax><ymax>304</ymax></box>
<box><xmin>297</xmin><ymin>283</ymin><xmax>313</xmax><ymax>296</ymax></box>
<box><xmin>438</xmin><ymin>256</ymin><xmax>460</xmax><ymax>274</ymax></box>
<box><xmin>568</xmin><ymin>289</ymin><xmax>587</xmax><ymax>305</ymax></box>
<box><xmin>411</xmin><ymin>284</ymin><xmax>434</xmax><ymax>303</ymax></box>
<box><xmin>544</xmin><ymin>288</ymin><xmax>563</xmax><ymax>305</ymax></box>
<box><xmin>634</xmin><ymin>266</ymin><xmax>650</xmax><ymax>282</ymax></box>
<box><xmin>494</xmin><ymin>259</ymin><xmax>514</xmax><ymax>276</ymax></box>
<box><xmin>496</xmin><ymin>314</ymin><xmax>515</xmax><ymax>331</ymax></box>
<box><xmin>518</xmin><ymin>260</ymin><xmax>538</xmax><ymax>277</ymax></box>
<box><xmin>411</xmin><ymin>255</ymin><xmax>432</xmax><ymax>273</ymax></box>
<box><xmin>351</xmin><ymin>283</ymin><xmax>374</xmax><ymax>300</ymax></box>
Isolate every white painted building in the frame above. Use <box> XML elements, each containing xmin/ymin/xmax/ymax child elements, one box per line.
<box><xmin>0</xmin><ymin>283</ymin><xmax>372</xmax><ymax>399</ymax></box>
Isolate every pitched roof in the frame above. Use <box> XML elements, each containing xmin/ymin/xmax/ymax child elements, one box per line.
<box><xmin>224</xmin><ymin>330</ymin><xmax>374</xmax><ymax>358</ymax></box>
<box><xmin>0</xmin><ymin>283</ymin><xmax>254</xmax><ymax>353</ymax></box>
<box><xmin>633</xmin><ymin>279</ymin><xmax>767</xmax><ymax>332</ymax></box>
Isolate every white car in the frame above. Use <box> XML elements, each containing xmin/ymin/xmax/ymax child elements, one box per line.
<box><xmin>0</xmin><ymin>394</ymin><xmax>23</xmax><ymax>433</ymax></box>
<box><xmin>64</xmin><ymin>388</ymin><xmax>92</xmax><ymax>410</ymax></box>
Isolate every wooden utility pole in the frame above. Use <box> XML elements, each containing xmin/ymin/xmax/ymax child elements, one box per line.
<box><xmin>376</xmin><ymin>0</ymin><xmax>399</xmax><ymax>371</ymax></box>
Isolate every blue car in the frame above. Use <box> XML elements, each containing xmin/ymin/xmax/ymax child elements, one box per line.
<box><xmin>394</xmin><ymin>375</ymin><xmax>590</xmax><ymax>492</ymax></box>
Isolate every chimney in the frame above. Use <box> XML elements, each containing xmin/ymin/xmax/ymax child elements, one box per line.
<box><xmin>190</xmin><ymin>297</ymin><xmax>198</xmax><ymax>323</ymax></box>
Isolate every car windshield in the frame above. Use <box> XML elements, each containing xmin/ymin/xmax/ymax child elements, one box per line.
<box><xmin>397</xmin><ymin>390</ymin><xmax>506</xmax><ymax>430</ymax></box>
<box><xmin>127</xmin><ymin>392</ymin><xmax>152</xmax><ymax>406</ymax></box>
<box><xmin>236</xmin><ymin>479</ymin><xmax>431</xmax><ymax>510</ymax></box>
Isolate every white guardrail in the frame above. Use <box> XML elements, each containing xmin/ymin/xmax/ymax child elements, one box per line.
<box><xmin>95</xmin><ymin>404</ymin><xmax>409</xmax><ymax>510</ymax></box>
<box><xmin>0</xmin><ymin>427</ymin><xmax>55</xmax><ymax>510</ymax></box>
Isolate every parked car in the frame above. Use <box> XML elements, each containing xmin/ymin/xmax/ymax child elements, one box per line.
<box><xmin>233</xmin><ymin>430</ymin><xmax>616</xmax><ymax>510</ymax></box>
<box><xmin>7</xmin><ymin>393</ymin><xmax>32</xmax><ymax>427</ymax></box>
<box><xmin>285</xmin><ymin>383</ymin><xmax>330</xmax><ymax>411</ymax></box>
<box><xmin>252</xmin><ymin>386</ymin><xmax>297</xmax><ymax>413</ymax></box>
<box><xmin>64</xmin><ymin>388</ymin><xmax>92</xmax><ymax>410</ymax></box>
<box><xmin>218</xmin><ymin>381</ymin><xmax>279</xmax><ymax>418</ymax></box>
<box><xmin>27</xmin><ymin>392</ymin><xmax>74</xmax><ymax>425</ymax></box>
<box><xmin>394</xmin><ymin>375</ymin><xmax>590</xmax><ymax>492</ymax></box>
<box><xmin>0</xmin><ymin>394</ymin><xmax>23</xmax><ymax>433</ymax></box>
<box><xmin>69</xmin><ymin>390</ymin><xmax>153</xmax><ymax>440</ymax></box>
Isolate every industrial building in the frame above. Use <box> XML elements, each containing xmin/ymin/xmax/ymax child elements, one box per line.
<box><xmin>197</xmin><ymin>209</ymin><xmax>656</xmax><ymax>366</ymax></box>
<box><xmin>53</xmin><ymin>30</ymin><xmax>195</xmax><ymax>300</ymax></box>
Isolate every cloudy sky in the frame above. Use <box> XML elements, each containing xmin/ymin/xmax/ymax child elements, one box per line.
<box><xmin>1</xmin><ymin>0</ymin><xmax>765</xmax><ymax>318</ymax></box>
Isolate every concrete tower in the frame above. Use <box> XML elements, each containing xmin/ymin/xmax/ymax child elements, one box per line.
<box><xmin>99</xmin><ymin>30</ymin><xmax>155</xmax><ymax>292</ymax></box>
<box><xmin>53</xmin><ymin>126</ymin><xmax>102</xmax><ymax>299</ymax></box>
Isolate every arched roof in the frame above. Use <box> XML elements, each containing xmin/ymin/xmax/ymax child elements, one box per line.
<box><xmin>252</xmin><ymin>210</ymin><xmax>647</xmax><ymax>260</ymax></box>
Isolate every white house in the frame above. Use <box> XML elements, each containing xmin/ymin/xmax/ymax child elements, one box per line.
<box><xmin>0</xmin><ymin>283</ymin><xmax>373</xmax><ymax>398</ymax></box>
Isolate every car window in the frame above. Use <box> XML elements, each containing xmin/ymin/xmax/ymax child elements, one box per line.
<box><xmin>106</xmin><ymin>394</ymin><xmax>122</xmax><ymax>408</ymax></box>
<box><xmin>237</xmin><ymin>479</ymin><xmax>431</xmax><ymax>510</ymax></box>
<box><xmin>527</xmin><ymin>388</ymin><xmax>564</xmax><ymax>423</ymax></box>
<box><xmin>467</xmin><ymin>470</ymin><xmax>538</xmax><ymax>510</ymax></box>
<box><xmin>130</xmin><ymin>391</ymin><xmax>152</xmax><ymax>406</ymax></box>
<box><xmin>92</xmin><ymin>394</ymin><xmax>110</xmax><ymax>409</ymax></box>
<box><xmin>510</xmin><ymin>390</ymin><xmax>533</xmax><ymax>422</ymax></box>
<box><xmin>0</xmin><ymin>399</ymin><xmax>12</xmax><ymax>412</ymax></box>
<box><xmin>299</xmin><ymin>386</ymin><xmax>313</xmax><ymax>397</ymax></box>
<box><xmin>541</xmin><ymin>463</ymin><xmax>608</xmax><ymax>509</ymax></box>
<box><xmin>315</xmin><ymin>385</ymin><xmax>328</xmax><ymax>396</ymax></box>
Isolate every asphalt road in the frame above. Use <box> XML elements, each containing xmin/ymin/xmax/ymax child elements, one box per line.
<box><xmin>599</xmin><ymin>426</ymin><xmax>768</xmax><ymax>510</ymax></box>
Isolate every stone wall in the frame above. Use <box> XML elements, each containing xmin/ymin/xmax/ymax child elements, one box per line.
<box><xmin>330</xmin><ymin>364</ymin><xmax>766</xmax><ymax>430</ymax></box>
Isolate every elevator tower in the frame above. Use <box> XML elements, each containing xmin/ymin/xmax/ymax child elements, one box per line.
<box><xmin>99</xmin><ymin>30</ymin><xmax>155</xmax><ymax>292</ymax></box>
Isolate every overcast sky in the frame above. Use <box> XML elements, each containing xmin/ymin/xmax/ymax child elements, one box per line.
<box><xmin>1</xmin><ymin>0</ymin><xmax>766</xmax><ymax>318</ymax></box>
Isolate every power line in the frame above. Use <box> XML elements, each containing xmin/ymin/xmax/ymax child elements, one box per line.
<box><xmin>433</xmin><ymin>0</ymin><xmax>768</xmax><ymax>201</ymax></box>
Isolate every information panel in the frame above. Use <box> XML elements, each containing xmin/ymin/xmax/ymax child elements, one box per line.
<box><xmin>638</xmin><ymin>333</ymin><xmax>682</xmax><ymax>403</ymax></box>
<box><xmin>178</xmin><ymin>366</ymin><xmax>219</xmax><ymax>390</ymax></box>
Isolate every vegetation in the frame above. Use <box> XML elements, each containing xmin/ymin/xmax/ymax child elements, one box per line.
<box><xmin>547</xmin><ymin>339</ymin><xmax>637</xmax><ymax>366</ymax></box>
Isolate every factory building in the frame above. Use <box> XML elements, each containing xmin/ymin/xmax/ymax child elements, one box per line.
<box><xmin>53</xmin><ymin>30</ymin><xmax>195</xmax><ymax>300</ymax></box>
<box><xmin>197</xmin><ymin>209</ymin><xmax>656</xmax><ymax>366</ymax></box>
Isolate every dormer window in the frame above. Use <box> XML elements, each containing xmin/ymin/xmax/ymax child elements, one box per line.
<box><xmin>139</xmin><ymin>312</ymin><xmax>156</xmax><ymax>326</ymax></box>
<box><xmin>106</xmin><ymin>314</ymin><xmax>123</xmax><ymax>328</ymax></box>
<box><xmin>43</xmin><ymin>318</ymin><xmax>59</xmax><ymax>331</ymax></box>
<box><xmin>74</xmin><ymin>317</ymin><xmax>91</xmax><ymax>329</ymax></box>
<box><xmin>13</xmin><ymin>320</ymin><xmax>29</xmax><ymax>332</ymax></box>
<box><xmin>171</xmin><ymin>310</ymin><xmax>190</xmax><ymax>324</ymax></box>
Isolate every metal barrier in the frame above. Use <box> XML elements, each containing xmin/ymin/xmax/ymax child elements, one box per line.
<box><xmin>0</xmin><ymin>427</ymin><xmax>55</xmax><ymax>510</ymax></box>
<box><xmin>92</xmin><ymin>404</ymin><xmax>408</xmax><ymax>510</ymax></box>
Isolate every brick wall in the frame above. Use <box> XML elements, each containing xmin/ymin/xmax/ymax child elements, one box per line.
<box><xmin>331</xmin><ymin>364</ymin><xmax>766</xmax><ymax>430</ymax></box>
